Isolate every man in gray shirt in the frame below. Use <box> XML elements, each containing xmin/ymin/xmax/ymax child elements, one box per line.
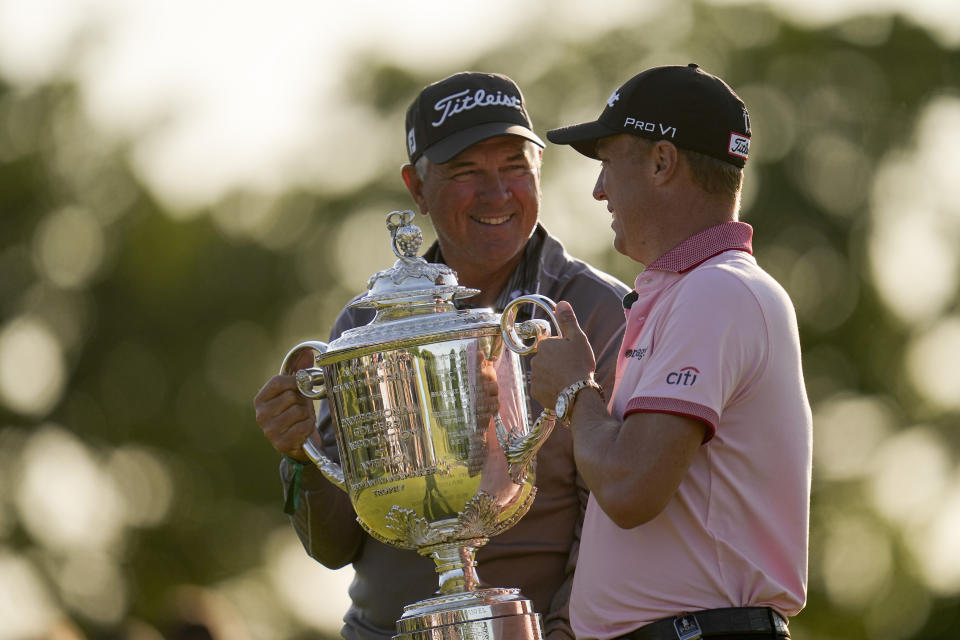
<box><xmin>254</xmin><ymin>71</ymin><xmax>628</xmax><ymax>639</ymax></box>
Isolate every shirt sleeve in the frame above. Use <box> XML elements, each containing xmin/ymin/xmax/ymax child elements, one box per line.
<box><xmin>622</xmin><ymin>267</ymin><xmax>767</xmax><ymax>441</ymax></box>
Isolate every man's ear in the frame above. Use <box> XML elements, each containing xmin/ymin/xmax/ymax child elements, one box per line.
<box><xmin>651</xmin><ymin>141</ymin><xmax>679</xmax><ymax>184</ymax></box>
<box><xmin>401</xmin><ymin>164</ymin><xmax>428</xmax><ymax>215</ymax></box>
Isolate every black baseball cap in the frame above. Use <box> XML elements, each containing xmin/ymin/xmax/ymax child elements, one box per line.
<box><xmin>405</xmin><ymin>72</ymin><xmax>545</xmax><ymax>165</ymax></box>
<box><xmin>547</xmin><ymin>64</ymin><xmax>751</xmax><ymax>168</ymax></box>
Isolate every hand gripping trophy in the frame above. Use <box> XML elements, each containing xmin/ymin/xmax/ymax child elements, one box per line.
<box><xmin>279</xmin><ymin>211</ymin><xmax>561</xmax><ymax>639</ymax></box>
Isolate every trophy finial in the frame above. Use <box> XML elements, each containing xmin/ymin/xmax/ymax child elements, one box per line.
<box><xmin>349</xmin><ymin>209</ymin><xmax>478</xmax><ymax>311</ymax></box>
<box><xmin>386</xmin><ymin>210</ymin><xmax>423</xmax><ymax>261</ymax></box>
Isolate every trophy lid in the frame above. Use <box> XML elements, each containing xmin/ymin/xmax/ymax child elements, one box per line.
<box><xmin>348</xmin><ymin>211</ymin><xmax>479</xmax><ymax>311</ymax></box>
<box><xmin>324</xmin><ymin>211</ymin><xmax>495</xmax><ymax>355</ymax></box>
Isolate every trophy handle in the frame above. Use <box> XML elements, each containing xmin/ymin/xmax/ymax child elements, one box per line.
<box><xmin>496</xmin><ymin>295</ymin><xmax>562</xmax><ymax>482</ymax></box>
<box><xmin>500</xmin><ymin>294</ymin><xmax>560</xmax><ymax>356</ymax></box>
<box><xmin>279</xmin><ymin>341</ymin><xmax>347</xmax><ymax>492</ymax></box>
<box><xmin>280</xmin><ymin>340</ymin><xmax>329</xmax><ymax>399</ymax></box>
<box><xmin>496</xmin><ymin>411</ymin><xmax>558</xmax><ymax>485</ymax></box>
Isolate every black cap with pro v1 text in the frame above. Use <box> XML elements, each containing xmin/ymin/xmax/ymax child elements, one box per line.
<box><xmin>547</xmin><ymin>64</ymin><xmax>751</xmax><ymax>168</ymax></box>
<box><xmin>405</xmin><ymin>72</ymin><xmax>545</xmax><ymax>165</ymax></box>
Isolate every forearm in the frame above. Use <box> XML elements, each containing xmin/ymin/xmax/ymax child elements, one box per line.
<box><xmin>569</xmin><ymin>392</ymin><xmax>704</xmax><ymax>529</ymax></box>
<box><xmin>281</xmin><ymin>459</ymin><xmax>364</xmax><ymax>568</ymax></box>
<box><xmin>567</xmin><ymin>390</ymin><xmax>633</xmax><ymax>518</ymax></box>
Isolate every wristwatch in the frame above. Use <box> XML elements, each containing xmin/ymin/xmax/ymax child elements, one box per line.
<box><xmin>554</xmin><ymin>377</ymin><xmax>603</xmax><ymax>425</ymax></box>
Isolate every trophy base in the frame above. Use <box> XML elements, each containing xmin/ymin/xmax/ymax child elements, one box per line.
<box><xmin>393</xmin><ymin>587</ymin><xmax>542</xmax><ymax>640</ymax></box>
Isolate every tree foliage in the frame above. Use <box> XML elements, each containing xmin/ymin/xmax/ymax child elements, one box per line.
<box><xmin>1</xmin><ymin>4</ymin><xmax>959</xmax><ymax>639</ymax></box>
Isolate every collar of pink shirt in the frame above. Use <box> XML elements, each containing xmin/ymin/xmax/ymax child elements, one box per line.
<box><xmin>646</xmin><ymin>220</ymin><xmax>754</xmax><ymax>274</ymax></box>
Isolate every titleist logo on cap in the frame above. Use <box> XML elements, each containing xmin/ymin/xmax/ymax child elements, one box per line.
<box><xmin>432</xmin><ymin>89</ymin><xmax>523</xmax><ymax>127</ymax></box>
<box><xmin>728</xmin><ymin>133</ymin><xmax>750</xmax><ymax>159</ymax></box>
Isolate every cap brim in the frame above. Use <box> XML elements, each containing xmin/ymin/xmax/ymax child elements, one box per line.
<box><xmin>546</xmin><ymin>120</ymin><xmax>620</xmax><ymax>159</ymax></box>
<box><xmin>422</xmin><ymin>122</ymin><xmax>545</xmax><ymax>164</ymax></box>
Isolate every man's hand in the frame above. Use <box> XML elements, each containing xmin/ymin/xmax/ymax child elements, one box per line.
<box><xmin>530</xmin><ymin>301</ymin><xmax>597</xmax><ymax>410</ymax></box>
<box><xmin>253</xmin><ymin>349</ymin><xmax>317</xmax><ymax>462</ymax></box>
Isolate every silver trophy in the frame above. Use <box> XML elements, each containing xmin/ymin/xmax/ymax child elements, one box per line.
<box><xmin>280</xmin><ymin>211</ymin><xmax>560</xmax><ymax>640</ymax></box>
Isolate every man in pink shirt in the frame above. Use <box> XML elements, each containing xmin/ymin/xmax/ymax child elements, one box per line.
<box><xmin>528</xmin><ymin>64</ymin><xmax>812</xmax><ymax>639</ymax></box>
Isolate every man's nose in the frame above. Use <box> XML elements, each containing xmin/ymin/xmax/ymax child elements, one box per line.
<box><xmin>593</xmin><ymin>171</ymin><xmax>606</xmax><ymax>201</ymax></box>
<box><xmin>479</xmin><ymin>171</ymin><xmax>511</xmax><ymax>203</ymax></box>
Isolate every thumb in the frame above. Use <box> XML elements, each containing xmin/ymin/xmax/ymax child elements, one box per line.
<box><xmin>295</xmin><ymin>349</ymin><xmax>316</xmax><ymax>370</ymax></box>
<box><xmin>554</xmin><ymin>301</ymin><xmax>583</xmax><ymax>339</ymax></box>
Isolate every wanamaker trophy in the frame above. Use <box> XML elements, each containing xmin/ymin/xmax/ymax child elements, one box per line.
<box><xmin>279</xmin><ymin>210</ymin><xmax>561</xmax><ymax>640</ymax></box>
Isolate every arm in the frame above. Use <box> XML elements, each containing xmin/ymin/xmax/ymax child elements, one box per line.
<box><xmin>565</xmin><ymin>390</ymin><xmax>704</xmax><ymax>528</ymax></box>
<box><xmin>530</xmin><ymin>301</ymin><xmax>705</xmax><ymax>529</ymax></box>
<box><xmin>253</xmin><ymin>309</ymin><xmax>371</xmax><ymax>568</ymax></box>
<box><xmin>541</xmin><ymin>290</ymin><xmax>624</xmax><ymax>640</ymax></box>
<box><xmin>281</xmin><ymin>427</ymin><xmax>365</xmax><ymax>568</ymax></box>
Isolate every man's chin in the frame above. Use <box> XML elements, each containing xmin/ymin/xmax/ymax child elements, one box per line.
<box><xmin>612</xmin><ymin>233</ymin><xmax>625</xmax><ymax>255</ymax></box>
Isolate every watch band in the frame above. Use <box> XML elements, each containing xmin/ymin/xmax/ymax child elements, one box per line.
<box><xmin>555</xmin><ymin>377</ymin><xmax>603</xmax><ymax>425</ymax></box>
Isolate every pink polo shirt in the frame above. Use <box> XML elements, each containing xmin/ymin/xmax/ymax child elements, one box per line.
<box><xmin>571</xmin><ymin>222</ymin><xmax>812</xmax><ymax>639</ymax></box>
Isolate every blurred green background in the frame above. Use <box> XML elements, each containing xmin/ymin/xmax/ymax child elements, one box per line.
<box><xmin>1</xmin><ymin>1</ymin><xmax>959</xmax><ymax>638</ymax></box>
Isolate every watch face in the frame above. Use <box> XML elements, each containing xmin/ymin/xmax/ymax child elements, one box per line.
<box><xmin>555</xmin><ymin>394</ymin><xmax>568</xmax><ymax>418</ymax></box>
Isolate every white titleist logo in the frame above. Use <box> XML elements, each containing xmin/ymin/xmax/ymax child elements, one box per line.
<box><xmin>728</xmin><ymin>133</ymin><xmax>750</xmax><ymax>159</ymax></box>
<box><xmin>607</xmin><ymin>90</ymin><xmax>621</xmax><ymax>107</ymax></box>
<box><xmin>408</xmin><ymin>128</ymin><xmax>417</xmax><ymax>154</ymax></box>
<box><xmin>431</xmin><ymin>89</ymin><xmax>522</xmax><ymax>127</ymax></box>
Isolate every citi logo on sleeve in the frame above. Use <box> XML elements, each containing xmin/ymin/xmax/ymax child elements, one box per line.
<box><xmin>666</xmin><ymin>366</ymin><xmax>699</xmax><ymax>386</ymax></box>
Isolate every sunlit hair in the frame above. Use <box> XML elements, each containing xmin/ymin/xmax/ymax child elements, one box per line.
<box><xmin>679</xmin><ymin>148</ymin><xmax>743</xmax><ymax>204</ymax></box>
<box><xmin>629</xmin><ymin>136</ymin><xmax>743</xmax><ymax>211</ymax></box>
<box><xmin>414</xmin><ymin>139</ymin><xmax>543</xmax><ymax>180</ymax></box>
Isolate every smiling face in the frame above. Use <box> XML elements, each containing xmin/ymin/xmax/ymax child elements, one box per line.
<box><xmin>403</xmin><ymin>136</ymin><xmax>542</xmax><ymax>281</ymax></box>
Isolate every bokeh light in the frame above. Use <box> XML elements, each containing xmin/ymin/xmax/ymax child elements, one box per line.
<box><xmin>813</xmin><ymin>393</ymin><xmax>895</xmax><ymax>481</ymax></box>
<box><xmin>906</xmin><ymin>315</ymin><xmax>960</xmax><ymax>411</ymax></box>
<box><xmin>786</xmin><ymin>243</ymin><xmax>860</xmax><ymax>332</ymax></box>
<box><xmin>800</xmin><ymin>133</ymin><xmax>872</xmax><ymax>218</ymax></box>
<box><xmin>55</xmin><ymin>551</ymin><xmax>128</xmax><ymax>626</ymax></box>
<box><xmin>737</xmin><ymin>84</ymin><xmax>796</xmax><ymax>163</ymax></box>
<box><xmin>106</xmin><ymin>445</ymin><xmax>174</xmax><ymax>528</ymax></box>
<box><xmin>33</xmin><ymin>205</ymin><xmax>105</xmax><ymax>289</ymax></box>
<box><xmin>820</xmin><ymin>513</ymin><xmax>893</xmax><ymax>609</ymax></box>
<box><xmin>217</xmin><ymin>571</ymin><xmax>291</xmax><ymax>640</ymax></box>
<box><xmin>908</xmin><ymin>478</ymin><xmax>960</xmax><ymax>594</ymax></box>
<box><xmin>211</xmin><ymin>192</ymin><xmax>315</xmax><ymax>250</ymax></box>
<box><xmin>265</xmin><ymin>527</ymin><xmax>354</xmax><ymax>633</ymax></box>
<box><xmin>867</xmin><ymin>426</ymin><xmax>951</xmax><ymax>528</ymax></box>
<box><xmin>14</xmin><ymin>425</ymin><xmax>124</xmax><ymax>552</ymax></box>
<box><xmin>869</xmin><ymin>96</ymin><xmax>960</xmax><ymax>325</ymax></box>
<box><xmin>0</xmin><ymin>316</ymin><xmax>66</xmax><ymax>417</ymax></box>
<box><xmin>0</xmin><ymin>549</ymin><xmax>60</xmax><ymax>638</ymax></box>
